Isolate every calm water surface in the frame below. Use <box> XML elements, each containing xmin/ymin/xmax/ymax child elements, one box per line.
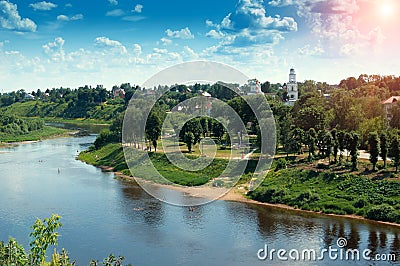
<box><xmin>0</xmin><ymin>136</ymin><xmax>399</xmax><ymax>265</ymax></box>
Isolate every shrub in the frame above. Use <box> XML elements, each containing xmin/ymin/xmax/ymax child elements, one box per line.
<box><xmin>274</xmin><ymin>158</ymin><xmax>287</xmax><ymax>171</ymax></box>
<box><xmin>366</xmin><ymin>204</ymin><xmax>397</xmax><ymax>222</ymax></box>
<box><xmin>353</xmin><ymin>198</ymin><xmax>368</xmax><ymax>208</ymax></box>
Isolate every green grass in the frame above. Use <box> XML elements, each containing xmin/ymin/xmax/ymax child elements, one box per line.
<box><xmin>78</xmin><ymin>143</ymin><xmax>234</xmax><ymax>186</ymax></box>
<box><xmin>0</xmin><ymin>126</ymin><xmax>68</xmax><ymax>142</ymax></box>
<box><xmin>44</xmin><ymin>117</ymin><xmax>111</xmax><ymax>125</ymax></box>
<box><xmin>248</xmin><ymin>168</ymin><xmax>400</xmax><ymax>223</ymax></box>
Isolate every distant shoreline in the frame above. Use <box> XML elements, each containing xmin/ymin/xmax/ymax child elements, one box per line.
<box><xmin>0</xmin><ymin>128</ymin><xmax>78</xmax><ymax>145</ymax></box>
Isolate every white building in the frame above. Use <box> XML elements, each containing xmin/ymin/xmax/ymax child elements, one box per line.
<box><xmin>246</xmin><ymin>79</ymin><xmax>262</xmax><ymax>95</ymax></box>
<box><xmin>286</xmin><ymin>68</ymin><xmax>298</xmax><ymax>106</ymax></box>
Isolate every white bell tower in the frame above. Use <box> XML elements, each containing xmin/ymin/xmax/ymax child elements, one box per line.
<box><xmin>286</xmin><ymin>68</ymin><xmax>298</xmax><ymax>105</ymax></box>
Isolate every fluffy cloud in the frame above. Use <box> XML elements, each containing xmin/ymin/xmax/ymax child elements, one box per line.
<box><xmin>206</xmin><ymin>29</ymin><xmax>225</xmax><ymax>39</ymax></box>
<box><xmin>57</xmin><ymin>14</ymin><xmax>83</xmax><ymax>21</ymax></box>
<box><xmin>108</xmin><ymin>0</ymin><xmax>118</xmax><ymax>5</ymax></box>
<box><xmin>298</xmin><ymin>43</ymin><xmax>325</xmax><ymax>56</ymax></box>
<box><xmin>205</xmin><ymin>0</ymin><xmax>297</xmax><ymax>48</ymax></box>
<box><xmin>160</xmin><ymin>37</ymin><xmax>172</xmax><ymax>45</ymax></box>
<box><xmin>94</xmin><ymin>36</ymin><xmax>127</xmax><ymax>54</ymax></box>
<box><xmin>0</xmin><ymin>1</ymin><xmax>37</xmax><ymax>32</ymax></box>
<box><xmin>133</xmin><ymin>43</ymin><xmax>142</xmax><ymax>56</ymax></box>
<box><xmin>42</xmin><ymin>37</ymin><xmax>65</xmax><ymax>62</ymax></box>
<box><xmin>106</xmin><ymin>9</ymin><xmax>125</xmax><ymax>16</ymax></box>
<box><xmin>268</xmin><ymin>0</ymin><xmax>293</xmax><ymax>7</ymax></box>
<box><xmin>29</xmin><ymin>1</ymin><xmax>57</xmax><ymax>11</ymax></box>
<box><xmin>133</xmin><ymin>4</ymin><xmax>143</xmax><ymax>13</ymax></box>
<box><xmin>165</xmin><ymin>27</ymin><xmax>194</xmax><ymax>39</ymax></box>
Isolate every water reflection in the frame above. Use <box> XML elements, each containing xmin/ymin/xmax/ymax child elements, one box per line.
<box><xmin>1</xmin><ymin>136</ymin><xmax>400</xmax><ymax>265</ymax></box>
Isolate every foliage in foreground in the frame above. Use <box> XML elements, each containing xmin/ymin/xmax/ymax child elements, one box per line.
<box><xmin>0</xmin><ymin>214</ymin><xmax>131</xmax><ymax>266</ymax></box>
<box><xmin>248</xmin><ymin>169</ymin><xmax>400</xmax><ymax>224</ymax></box>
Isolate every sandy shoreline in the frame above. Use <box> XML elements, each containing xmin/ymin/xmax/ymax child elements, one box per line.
<box><xmin>104</xmin><ymin>168</ymin><xmax>400</xmax><ymax>228</ymax></box>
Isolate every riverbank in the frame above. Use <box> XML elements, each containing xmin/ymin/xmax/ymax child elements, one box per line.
<box><xmin>78</xmin><ymin>142</ymin><xmax>400</xmax><ymax>226</ymax></box>
<box><xmin>44</xmin><ymin>117</ymin><xmax>111</xmax><ymax>126</ymax></box>
<box><xmin>109</xmin><ymin>169</ymin><xmax>400</xmax><ymax>228</ymax></box>
<box><xmin>0</xmin><ymin>126</ymin><xmax>71</xmax><ymax>143</ymax></box>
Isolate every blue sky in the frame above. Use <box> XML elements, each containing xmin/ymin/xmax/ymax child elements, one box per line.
<box><xmin>1</xmin><ymin>0</ymin><xmax>399</xmax><ymax>92</ymax></box>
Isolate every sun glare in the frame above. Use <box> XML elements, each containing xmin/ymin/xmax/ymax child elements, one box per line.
<box><xmin>380</xmin><ymin>2</ymin><xmax>394</xmax><ymax>17</ymax></box>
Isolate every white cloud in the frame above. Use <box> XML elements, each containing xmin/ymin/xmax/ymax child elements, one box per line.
<box><xmin>133</xmin><ymin>4</ymin><xmax>143</xmax><ymax>13</ymax></box>
<box><xmin>165</xmin><ymin>27</ymin><xmax>194</xmax><ymax>39</ymax></box>
<box><xmin>133</xmin><ymin>43</ymin><xmax>142</xmax><ymax>56</ymax></box>
<box><xmin>0</xmin><ymin>1</ymin><xmax>37</xmax><ymax>32</ymax></box>
<box><xmin>268</xmin><ymin>0</ymin><xmax>293</xmax><ymax>7</ymax></box>
<box><xmin>122</xmin><ymin>16</ymin><xmax>145</xmax><ymax>22</ymax></box>
<box><xmin>298</xmin><ymin>43</ymin><xmax>325</xmax><ymax>56</ymax></box>
<box><xmin>205</xmin><ymin>0</ymin><xmax>297</xmax><ymax>49</ymax></box>
<box><xmin>94</xmin><ymin>36</ymin><xmax>127</xmax><ymax>54</ymax></box>
<box><xmin>182</xmin><ymin>46</ymin><xmax>199</xmax><ymax>60</ymax></box>
<box><xmin>42</xmin><ymin>37</ymin><xmax>65</xmax><ymax>62</ymax></box>
<box><xmin>160</xmin><ymin>37</ymin><xmax>172</xmax><ymax>45</ymax></box>
<box><xmin>29</xmin><ymin>1</ymin><xmax>57</xmax><ymax>11</ymax></box>
<box><xmin>206</xmin><ymin>29</ymin><xmax>225</xmax><ymax>39</ymax></box>
<box><xmin>57</xmin><ymin>14</ymin><xmax>83</xmax><ymax>21</ymax></box>
<box><xmin>106</xmin><ymin>9</ymin><xmax>125</xmax><ymax>16</ymax></box>
<box><xmin>108</xmin><ymin>0</ymin><xmax>118</xmax><ymax>5</ymax></box>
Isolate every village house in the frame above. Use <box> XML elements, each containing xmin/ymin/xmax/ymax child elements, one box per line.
<box><xmin>382</xmin><ymin>96</ymin><xmax>400</xmax><ymax>119</ymax></box>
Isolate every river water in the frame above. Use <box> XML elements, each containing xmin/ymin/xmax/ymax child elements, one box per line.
<box><xmin>0</xmin><ymin>135</ymin><xmax>399</xmax><ymax>265</ymax></box>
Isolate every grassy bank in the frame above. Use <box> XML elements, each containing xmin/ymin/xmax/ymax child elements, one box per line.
<box><xmin>44</xmin><ymin>117</ymin><xmax>111</xmax><ymax>125</ymax></box>
<box><xmin>248</xmin><ymin>168</ymin><xmax>400</xmax><ymax>224</ymax></box>
<box><xmin>0</xmin><ymin>126</ymin><xmax>69</xmax><ymax>142</ymax></box>
<box><xmin>78</xmin><ymin>143</ymin><xmax>233</xmax><ymax>186</ymax></box>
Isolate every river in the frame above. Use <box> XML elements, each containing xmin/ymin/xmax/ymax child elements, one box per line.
<box><xmin>0</xmin><ymin>135</ymin><xmax>399</xmax><ymax>265</ymax></box>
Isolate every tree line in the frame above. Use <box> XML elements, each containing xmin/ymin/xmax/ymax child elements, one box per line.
<box><xmin>0</xmin><ymin>113</ymin><xmax>44</xmax><ymax>135</ymax></box>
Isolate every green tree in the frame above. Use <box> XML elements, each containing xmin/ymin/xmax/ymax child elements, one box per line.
<box><xmin>285</xmin><ymin>127</ymin><xmax>303</xmax><ymax>156</ymax></box>
<box><xmin>380</xmin><ymin>133</ymin><xmax>388</xmax><ymax>168</ymax></box>
<box><xmin>324</xmin><ymin>131</ymin><xmax>333</xmax><ymax>163</ymax></box>
<box><xmin>211</xmin><ymin>120</ymin><xmax>225</xmax><ymax>142</ymax></box>
<box><xmin>390</xmin><ymin>136</ymin><xmax>400</xmax><ymax>172</ymax></box>
<box><xmin>184</xmin><ymin>132</ymin><xmax>195</xmax><ymax>152</ymax></box>
<box><xmin>145</xmin><ymin>111</ymin><xmax>162</xmax><ymax>152</ymax></box>
<box><xmin>368</xmin><ymin>132</ymin><xmax>380</xmax><ymax>171</ymax></box>
<box><xmin>305</xmin><ymin>128</ymin><xmax>317</xmax><ymax>161</ymax></box>
<box><xmin>29</xmin><ymin>214</ymin><xmax>62</xmax><ymax>265</ymax></box>
<box><xmin>294</xmin><ymin>106</ymin><xmax>326</xmax><ymax>131</ymax></box>
<box><xmin>261</xmin><ymin>81</ymin><xmax>271</xmax><ymax>93</ymax></box>
<box><xmin>349</xmin><ymin>132</ymin><xmax>360</xmax><ymax>171</ymax></box>
<box><xmin>331</xmin><ymin>129</ymin><xmax>339</xmax><ymax>164</ymax></box>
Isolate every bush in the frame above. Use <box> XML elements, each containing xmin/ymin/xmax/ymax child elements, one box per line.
<box><xmin>353</xmin><ymin>198</ymin><xmax>368</xmax><ymax>208</ymax></box>
<box><xmin>296</xmin><ymin>190</ymin><xmax>320</xmax><ymax>205</ymax></box>
<box><xmin>94</xmin><ymin>129</ymin><xmax>119</xmax><ymax>149</ymax></box>
<box><xmin>274</xmin><ymin>158</ymin><xmax>287</xmax><ymax>171</ymax></box>
<box><xmin>212</xmin><ymin>180</ymin><xmax>224</xmax><ymax>187</ymax></box>
<box><xmin>366</xmin><ymin>204</ymin><xmax>397</xmax><ymax>222</ymax></box>
<box><xmin>250</xmin><ymin>187</ymin><xmax>288</xmax><ymax>203</ymax></box>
